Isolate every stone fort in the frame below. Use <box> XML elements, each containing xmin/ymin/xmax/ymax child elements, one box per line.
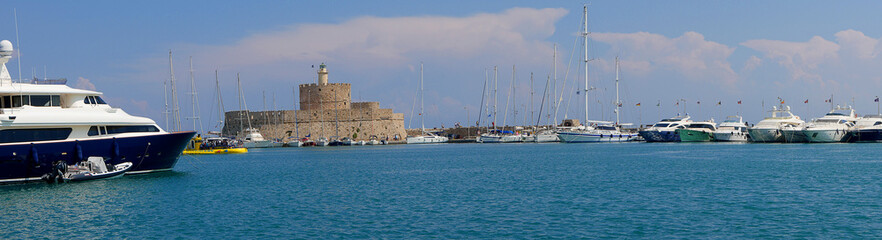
<box><xmin>222</xmin><ymin>63</ymin><xmax>406</xmax><ymax>141</ymax></box>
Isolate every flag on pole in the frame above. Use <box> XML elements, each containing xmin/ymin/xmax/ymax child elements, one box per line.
<box><xmin>717</xmin><ymin>101</ymin><xmax>721</xmax><ymax>105</ymax></box>
<box><xmin>875</xmin><ymin>96</ymin><xmax>879</xmax><ymax>102</ymax></box>
<box><xmin>825</xmin><ymin>98</ymin><xmax>831</xmax><ymax>103</ymax></box>
<box><xmin>697</xmin><ymin>101</ymin><xmax>701</xmax><ymax>105</ymax></box>
<box><xmin>636</xmin><ymin>103</ymin><xmax>641</xmax><ymax>106</ymax></box>
<box><xmin>737</xmin><ymin>100</ymin><xmax>742</xmax><ymax>104</ymax></box>
<box><xmin>676</xmin><ymin>101</ymin><xmax>679</xmax><ymax>106</ymax></box>
<box><xmin>656</xmin><ymin>101</ymin><xmax>660</xmax><ymax>107</ymax></box>
<box><xmin>804</xmin><ymin>99</ymin><xmax>808</xmax><ymax>103</ymax></box>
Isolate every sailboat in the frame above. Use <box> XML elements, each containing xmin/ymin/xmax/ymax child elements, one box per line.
<box><xmin>479</xmin><ymin>66</ymin><xmax>524</xmax><ymax>143</ymax></box>
<box><xmin>407</xmin><ymin>63</ymin><xmax>449</xmax><ymax>144</ymax></box>
<box><xmin>531</xmin><ymin>47</ymin><xmax>560</xmax><ymax>142</ymax></box>
<box><xmin>557</xmin><ymin>14</ymin><xmax>638</xmax><ymax>143</ymax></box>
<box><xmin>237</xmin><ymin>74</ymin><xmax>282</xmax><ymax>148</ymax></box>
<box><xmin>183</xmin><ymin>69</ymin><xmax>247</xmax><ymax>154</ymax></box>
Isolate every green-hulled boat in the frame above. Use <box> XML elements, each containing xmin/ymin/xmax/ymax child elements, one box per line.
<box><xmin>676</xmin><ymin>121</ymin><xmax>717</xmax><ymax>142</ymax></box>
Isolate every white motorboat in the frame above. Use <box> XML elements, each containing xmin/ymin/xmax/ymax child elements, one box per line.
<box><xmin>557</xmin><ymin>123</ymin><xmax>639</xmax><ymax>143</ymax></box>
<box><xmin>532</xmin><ymin>129</ymin><xmax>560</xmax><ymax>142</ymax></box>
<box><xmin>315</xmin><ymin>137</ymin><xmax>330</xmax><ymax>146</ymax></box>
<box><xmin>747</xmin><ymin>105</ymin><xmax>804</xmax><ymax>143</ymax></box>
<box><xmin>241</xmin><ymin>128</ymin><xmax>282</xmax><ymax>148</ymax></box>
<box><xmin>479</xmin><ymin>130</ymin><xmax>524</xmax><ymax>143</ymax></box>
<box><xmin>713</xmin><ymin>116</ymin><xmax>749</xmax><ymax>142</ymax></box>
<box><xmin>285</xmin><ymin>137</ymin><xmax>303</xmax><ymax>147</ymax></box>
<box><xmin>801</xmin><ymin>105</ymin><xmax>858</xmax><ymax>143</ymax></box>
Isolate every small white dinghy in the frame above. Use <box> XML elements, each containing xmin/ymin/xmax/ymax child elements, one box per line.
<box><xmin>62</xmin><ymin>157</ymin><xmax>132</xmax><ymax>182</ymax></box>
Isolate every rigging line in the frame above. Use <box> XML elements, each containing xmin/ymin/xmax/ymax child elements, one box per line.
<box><xmin>555</xmin><ymin>27</ymin><xmax>581</xmax><ymax>124</ymax></box>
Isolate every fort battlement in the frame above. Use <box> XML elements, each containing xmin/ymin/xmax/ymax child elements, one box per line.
<box><xmin>222</xmin><ymin>63</ymin><xmax>406</xmax><ymax>141</ymax></box>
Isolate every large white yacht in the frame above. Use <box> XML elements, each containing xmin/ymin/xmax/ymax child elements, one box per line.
<box><xmin>801</xmin><ymin>105</ymin><xmax>859</xmax><ymax>143</ymax></box>
<box><xmin>712</xmin><ymin>116</ymin><xmax>749</xmax><ymax>142</ymax></box>
<box><xmin>638</xmin><ymin>115</ymin><xmax>692</xmax><ymax>142</ymax></box>
<box><xmin>851</xmin><ymin>114</ymin><xmax>882</xmax><ymax>142</ymax></box>
<box><xmin>0</xmin><ymin>40</ymin><xmax>195</xmax><ymax>183</ymax></box>
<box><xmin>747</xmin><ymin>105</ymin><xmax>804</xmax><ymax>143</ymax></box>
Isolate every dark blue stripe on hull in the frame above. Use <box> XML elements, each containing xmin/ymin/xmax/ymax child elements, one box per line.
<box><xmin>852</xmin><ymin>129</ymin><xmax>882</xmax><ymax>142</ymax></box>
<box><xmin>0</xmin><ymin>131</ymin><xmax>195</xmax><ymax>183</ymax></box>
<box><xmin>638</xmin><ymin>130</ymin><xmax>681</xmax><ymax>142</ymax></box>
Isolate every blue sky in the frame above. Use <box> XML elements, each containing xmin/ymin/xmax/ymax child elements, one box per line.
<box><xmin>4</xmin><ymin>1</ymin><xmax>882</xmax><ymax>130</ymax></box>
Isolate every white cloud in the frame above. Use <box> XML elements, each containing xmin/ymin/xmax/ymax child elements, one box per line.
<box><xmin>75</xmin><ymin>77</ymin><xmax>96</xmax><ymax>90</ymax></box>
<box><xmin>195</xmin><ymin>7</ymin><xmax>568</xmax><ymax>69</ymax></box>
<box><xmin>592</xmin><ymin>31</ymin><xmax>738</xmax><ymax>85</ymax></box>
<box><xmin>742</xmin><ymin>56</ymin><xmax>762</xmax><ymax>73</ymax></box>
<box><xmin>835</xmin><ymin>29</ymin><xmax>879</xmax><ymax>60</ymax></box>
<box><xmin>741</xmin><ymin>35</ymin><xmax>840</xmax><ymax>83</ymax></box>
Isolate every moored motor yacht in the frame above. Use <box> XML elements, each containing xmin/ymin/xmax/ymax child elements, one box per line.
<box><xmin>801</xmin><ymin>105</ymin><xmax>859</xmax><ymax>143</ymax></box>
<box><xmin>747</xmin><ymin>105</ymin><xmax>804</xmax><ymax>143</ymax></box>
<box><xmin>851</xmin><ymin>114</ymin><xmax>882</xmax><ymax>142</ymax></box>
<box><xmin>638</xmin><ymin>115</ymin><xmax>692</xmax><ymax>142</ymax></box>
<box><xmin>240</xmin><ymin>128</ymin><xmax>282</xmax><ymax>148</ymax></box>
<box><xmin>0</xmin><ymin>39</ymin><xmax>195</xmax><ymax>184</ymax></box>
<box><xmin>713</xmin><ymin>116</ymin><xmax>749</xmax><ymax>142</ymax></box>
<box><xmin>676</xmin><ymin>120</ymin><xmax>717</xmax><ymax>142</ymax></box>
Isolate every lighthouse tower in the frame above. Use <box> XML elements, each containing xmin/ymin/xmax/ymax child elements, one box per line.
<box><xmin>317</xmin><ymin>63</ymin><xmax>329</xmax><ymax>85</ymax></box>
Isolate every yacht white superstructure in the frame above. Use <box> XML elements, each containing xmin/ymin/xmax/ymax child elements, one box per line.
<box><xmin>801</xmin><ymin>105</ymin><xmax>858</xmax><ymax>143</ymax></box>
<box><xmin>0</xmin><ymin>39</ymin><xmax>195</xmax><ymax>183</ymax></box>
<box><xmin>713</xmin><ymin>116</ymin><xmax>749</xmax><ymax>142</ymax></box>
<box><xmin>747</xmin><ymin>105</ymin><xmax>804</xmax><ymax>143</ymax></box>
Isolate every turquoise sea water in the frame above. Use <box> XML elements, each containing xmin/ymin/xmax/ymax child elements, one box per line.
<box><xmin>3</xmin><ymin>142</ymin><xmax>882</xmax><ymax>238</ymax></box>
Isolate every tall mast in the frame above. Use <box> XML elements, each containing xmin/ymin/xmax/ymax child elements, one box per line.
<box><xmin>615</xmin><ymin>56</ymin><xmax>621</xmax><ymax>125</ymax></box>
<box><xmin>163</xmin><ymin>78</ymin><xmax>169</xmax><ymax>130</ymax></box>
<box><xmin>478</xmin><ymin>69</ymin><xmax>487</xmax><ymax>128</ymax></box>
<box><xmin>552</xmin><ymin>44</ymin><xmax>557</xmax><ymax>126</ymax></box>
<box><xmin>503</xmin><ymin>65</ymin><xmax>513</xmax><ymax>130</ymax></box>
<box><xmin>493</xmin><ymin>66</ymin><xmax>498</xmax><ymax>130</ymax></box>
<box><xmin>169</xmin><ymin>50</ymin><xmax>182</xmax><ymax>132</ymax></box>
<box><xmin>188</xmin><ymin>56</ymin><xmax>202</xmax><ymax>133</ymax></box>
<box><xmin>582</xmin><ymin>5</ymin><xmax>590</xmax><ymax>124</ymax></box>
<box><xmin>530</xmin><ymin>72</ymin><xmax>534</xmax><ymax>128</ymax></box>
<box><xmin>513</xmin><ymin>65</ymin><xmax>517</xmax><ymax>127</ymax></box>
<box><xmin>293</xmin><ymin>86</ymin><xmax>299</xmax><ymax>138</ymax></box>
<box><xmin>215</xmin><ymin>70</ymin><xmax>225</xmax><ymax>131</ymax></box>
<box><xmin>420</xmin><ymin>62</ymin><xmax>425</xmax><ymax>133</ymax></box>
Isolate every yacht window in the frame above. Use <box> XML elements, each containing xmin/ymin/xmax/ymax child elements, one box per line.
<box><xmin>653</xmin><ymin>123</ymin><xmax>670</xmax><ymax>128</ymax></box>
<box><xmin>100</xmin><ymin>126</ymin><xmax>107</xmax><ymax>135</ymax></box>
<box><xmin>11</xmin><ymin>95</ymin><xmax>28</xmax><ymax>107</ymax></box>
<box><xmin>94</xmin><ymin>96</ymin><xmax>106</xmax><ymax>104</ymax></box>
<box><xmin>30</xmin><ymin>95</ymin><xmax>51</xmax><ymax>106</ymax></box>
<box><xmin>597</xmin><ymin>126</ymin><xmax>617</xmax><ymax>131</ymax></box>
<box><xmin>0</xmin><ymin>128</ymin><xmax>72</xmax><ymax>143</ymax></box>
<box><xmin>51</xmin><ymin>95</ymin><xmax>61</xmax><ymax>106</ymax></box>
<box><xmin>690</xmin><ymin>124</ymin><xmax>715</xmax><ymax>129</ymax></box>
<box><xmin>105</xmin><ymin>125</ymin><xmax>159</xmax><ymax>134</ymax></box>
<box><xmin>88</xmin><ymin>126</ymin><xmax>100</xmax><ymax>136</ymax></box>
<box><xmin>84</xmin><ymin>96</ymin><xmax>93</xmax><ymax>104</ymax></box>
<box><xmin>875</xmin><ymin>122</ymin><xmax>882</xmax><ymax>126</ymax></box>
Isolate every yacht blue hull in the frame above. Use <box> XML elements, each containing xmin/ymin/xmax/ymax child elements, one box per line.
<box><xmin>0</xmin><ymin>131</ymin><xmax>196</xmax><ymax>184</ymax></box>
<box><xmin>851</xmin><ymin>129</ymin><xmax>882</xmax><ymax>142</ymax></box>
<box><xmin>638</xmin><ymin>130</ymin><xmax>681</xmax><ymax>142</ymax></box>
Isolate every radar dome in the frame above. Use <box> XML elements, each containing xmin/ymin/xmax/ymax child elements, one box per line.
<box><xmin>0</xmin><ymin>40</ymin><xmax>12</xmax><ymax>52</ymax></box>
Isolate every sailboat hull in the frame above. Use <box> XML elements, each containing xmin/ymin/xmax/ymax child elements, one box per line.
<box><xmin>557</xmin><ymin>131</ymin><xmax>638</xmax><ymax>143</ymax></box>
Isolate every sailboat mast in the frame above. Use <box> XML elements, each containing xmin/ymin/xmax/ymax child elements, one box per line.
<box><xmin>293</xmin><ymin>86</ymin><xmax>298</xmax><ymax>138</ymax></box>
<box><xmin>478</xmin><ymin>69</ymin><xmax>487</xmax><ymax>128</ymax></box>
<box><xmin>615</xmin><ymin>56</ymin><xmax>620</xmax><ymax>125</ymax></box>
<box><xmin>493</xmin><ymin>66</ymin><xmax>498</xmax><ymax>130</ymax></box>
<box><xmin>170</xmin><ymin>51</ymin><xmax>183</xmax><ymax>132</ymax></box>
<box><xmin>530</xmin><ymin>72</ymin><xmax>534</xmax><ymax>128</ymax></box>
<box><xmin>188</xmin><ymin>56</ymin><xmax>201</xmax><ymax>133</ymax></box>
<box><xmin>552</xmin><ymin>44</ymin><xmax>557</xmax><ymax>126</ymax></box>
<box><xmin>163</xmin><ymin>79</ymin><xmax>169</xmax><ymax>131</ymax></box>
<box><xmin>420</xmin><ymin>62</ymin><xmax>425</xmax><ymax>133</ymax></box>
<box><xmin>215</xmin><ymin>70</ymin><xmax>225</xmax><ymax>131</ymax></box>
<box><xmin>503</xmin><ymin>66</ymin><xmax>513</xmax><ymax>130</ymax></box>
<box><xmin>582</xmin><ymin>5</ymin><xmax>589</xmax><ymax>124</ymax></box>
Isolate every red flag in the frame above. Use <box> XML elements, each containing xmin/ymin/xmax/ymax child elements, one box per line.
<box><xmin>804</xmin><ymin>99</ymin><xmax>808</xmax><ymax>104</ymax></box>
<box><xmin>737</xmin><ymin>100</ymin><xmax>741</xmax><ymax>104</ymax></box>
<box><xmin>636</xmin><ymin>103</ymin><xmax>641</xmax><ymax>106</ymax></box>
